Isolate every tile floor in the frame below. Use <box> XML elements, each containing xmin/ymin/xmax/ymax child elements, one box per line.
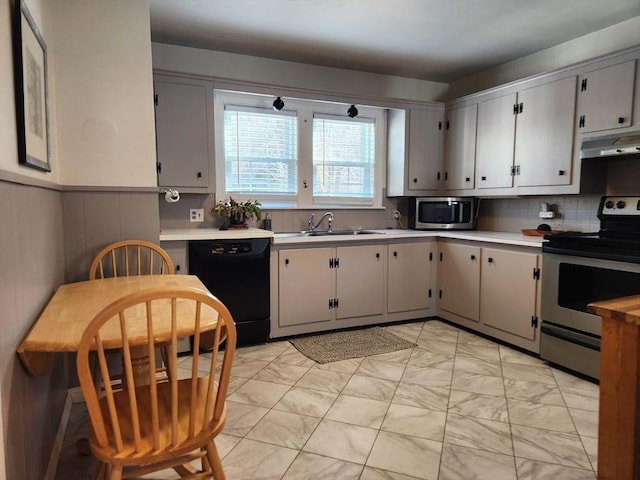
<box><xmin>55</xmin><ymin>319</ymin><xmax>599</xmax><ymax>480</ymax></box>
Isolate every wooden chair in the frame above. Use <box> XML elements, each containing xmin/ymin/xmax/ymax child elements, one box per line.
<box><xmin>89</xmin><ymin>240</ymin><xmax>176</xmax><ymax>377</ymax></box>
<box><xmin>76</xmin><ymin>287</ymin><xmax>236</xmax><ymax>480</ymax></box>
<box><xmin>89</xmin><ymin>240</ymin><xmax>174</xmax><ymax>280</ymax></box>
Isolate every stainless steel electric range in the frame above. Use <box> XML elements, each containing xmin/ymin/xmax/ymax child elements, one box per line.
<box><xmin>540</xmin><ymin>195</ymin><xmax>640</xmax><ymax>380</ymax></box>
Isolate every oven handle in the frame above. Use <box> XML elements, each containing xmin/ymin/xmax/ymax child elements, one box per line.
<box><xmin>541</xmin><ymin>322</ymin><xmax>601</xmax><ymax>351</ymax></box>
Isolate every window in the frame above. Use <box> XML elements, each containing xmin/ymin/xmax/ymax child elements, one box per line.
<box><xmin>223</xmin><ymin>107</ymin><xmax>297</xmax><ymax>195</ymax></box>
<box><xmin>313</xmin><ymin>115</ymin><xmax>375</xmax><ymax>204</ymax></box>
<box><xmin>214</xmin><ymin>90</ymin><xmax>385</xmax><ymax>208</ymax></box>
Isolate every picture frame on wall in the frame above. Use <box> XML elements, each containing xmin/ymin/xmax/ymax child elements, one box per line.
<box><xmin>13</xmin><ymin>0</ymin><xmax>51</xmax><ymax>172</ymax></box>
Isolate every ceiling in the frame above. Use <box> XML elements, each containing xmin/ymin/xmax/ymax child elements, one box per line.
<box><xmin>149</xmin><ymin>0</ymin><xmax>640</xmax><ymax>83</ymax></box>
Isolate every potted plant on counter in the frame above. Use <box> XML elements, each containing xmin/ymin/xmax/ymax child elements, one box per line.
<box><xmin>213</xmin><ymin>197</ymin><xmax>261</xmax><ymax>229</ymax></box>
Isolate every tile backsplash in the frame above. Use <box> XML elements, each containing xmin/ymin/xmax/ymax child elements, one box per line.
<box><xmin>159</xmin><ymin>192</ymin><xmax>604</xmax><ymax>234</ymax></box>
<box><xmin>476</xmin><ymin>194</ymin><xmax>602</xmax><ymax>233</ymax></box>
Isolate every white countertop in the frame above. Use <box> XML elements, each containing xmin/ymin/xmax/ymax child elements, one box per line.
<box><xmin>160</xmin><ymin>227</ymin><xmax>545</xmax><ymax>248</ymax></box>
<box><xmin>160</xmin><ymin>227</ymin><xmax>274</xmax><ymax>241</ymax></box>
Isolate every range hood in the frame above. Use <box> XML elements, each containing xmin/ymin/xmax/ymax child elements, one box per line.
<box><xmin>580</xmin><ymin>131</ymin><xmax>640</xmax><ymax>159</ymax></box>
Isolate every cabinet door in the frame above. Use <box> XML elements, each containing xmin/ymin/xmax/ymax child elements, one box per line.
<box><xmin>278</xmin><ymin>248</ymin><xmax>334</xmax><ymax>327</ymax></box>
<box><xmin>514</xmin><ymin>76</ymin><xmax>576</xmax><ymax>187</ymax></box>
<box><xmin>579</xmin><ymin>60</ymin><xmax>636</xmax><ymax>133</ymax></box>
<box><xmin>444</xmin><ymin>103</ymin><xmax>477</xmax><ymax>190</ymax></box>
<box><xmin>388</xmin><ymin>242</ymin><xmax>432</xmax><ymax>313</ymax></box>
<box><xmin>481</xmin><ymin>249</ymin><xmax>538</xmax><ymax>341</ymax></box>
<box><xmin>438</xmin><ymin>243</ymin><xmax>480</xmax><ymax>321</ymax></box>
<box><xmin>155</xmin><ymin>79</ymin><xmax>210</xmax><ymax>188</ymax></box>
<box><xmin>407</xmin><ymin>109</ymin><xmax>444</xmax><ymax>191</ymax></box>
<box><xmin>476</xmin><ymin>93</ymin><xmax>517</xmax><ymax>189</ymax></box>
<box><xmin>336</xmin><ymin>245</ymin><xmax>385</xmax><ymax>320</ymax></box>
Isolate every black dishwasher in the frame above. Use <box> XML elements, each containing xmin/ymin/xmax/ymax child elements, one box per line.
<box><xmin>188</xmin><ymin>238</ymin><xmax>270</xmax><ymax>347</ymax></box>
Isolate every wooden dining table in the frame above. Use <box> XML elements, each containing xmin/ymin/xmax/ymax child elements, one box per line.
<box><xmin>17</xmin><ymin>274</ymin><xmax>217</xmax><ymax>377</ymax></box>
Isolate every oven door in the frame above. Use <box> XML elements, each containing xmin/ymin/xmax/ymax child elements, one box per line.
<box><xmin>541</xmin><ymin>252</ymin><xmax>640</xmax><ymax>379</ymax></box>
<box><xmin>542</xmin><ymin>253</ymin><xmax>640</xmax><ymax>335</ymax></box>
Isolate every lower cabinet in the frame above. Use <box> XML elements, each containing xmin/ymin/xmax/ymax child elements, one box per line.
<box><xmin>272</xmin><ymin>240</ymin><xmax>435</xmax><ymax>337</ymax></box>
<box><xmin>480</xmin><ymin>248</ymin><xmax>539</xmax><ymax>343</ymax></box>
<box><xmin>438</xmin><ymin>242</ymin><xmax>480</xmax><ymax>321</ymax></box>
<box><xmin>388</xmin><ymin>242</ymin><xmax>433</xmax><ymax>313</ymax></box>
<box><xmin>437</xmin><ymin>241</ymin><xmax>541</xmax><ymax>353</ymax></box>
<box><xmin>277</xmin><ymin>245</ymin><xmax>386</xmax><ymax>330</ymax></box>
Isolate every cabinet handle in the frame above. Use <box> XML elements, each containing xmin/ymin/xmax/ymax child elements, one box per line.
<box><xmin>481</xmin><ymin>176</ymin><xmax>487</xmax><ymax>181</ymax></box>
<box><xmin>558</xmin><ymin>170</ymin><xmax>565</xmax><ymax>176</ymax></box>
<box><xmin>197</xmin><ymin>171</ymin><xmax>202</xmax><ymax>178</ymax></box>
<box><xmin>618</xmin><ymin>117</ymin><xmax>625</xmax><ymax>124</ymax></box>
<box><xmin>413</xmin><ymin>178</ymin><xmax>418</xmax><ymax>183</ymax></box>
<box><xmin>470</xmin><ymin>255</ymin><xmax>476</xmax><ymax>260</ymax></box>
<box><xmin>376</xmin><ymin>253</ymin><xmax>380</xmax><ymax>259</ymax></box>
<box><xmin>465</xmin><ymin>177</ymin><xmax>470</xmax><ymax>182</ymax></box>
<box><xmin>285</xmin><ymin>259</ymin><xmax>289</xmax><ymax>266</ymax></box>
<box><xmin>437</xmin><ymin>172</ymin><xmax>441</xmax><ymax>181</ymax></box>
<box><xmin>444</xmin><ymin>172</ymin><xmax>448</xmax><ymax>181</ymax></box>
<box><xmin>488</xmin><ymin>257</ymin><xmax>493</xmax><ymax>263</ymax></box>
<box><xmin>393</xmin><ymin>251</ymin><xmax>398</xmax><ymax>258</ymax></box>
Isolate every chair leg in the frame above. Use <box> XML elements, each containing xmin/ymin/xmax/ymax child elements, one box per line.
<box><xmin>108</xmin><ymin>464</ymin><xmax>123</xmax><ymax>480</ymax></box>
<box><xmin>206</xmin><ymin>442</ymin><xmax>225</xmax><ymax>480</ymax></box>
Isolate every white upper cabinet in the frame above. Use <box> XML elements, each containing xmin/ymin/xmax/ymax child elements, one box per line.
<box><xmin>577</xmin><ymin>60</ymin><xmax>636</xmax><ymax>134</ymax></box>
<box><xmin>476</xmin><ymin>93</ymin><xmax>517</xmax><ymax>189</ymax></box>
<box><xmin>443</xmin><ymin>103</ymin><xmax>477</xmax><ymax>190</ymax></box>
<box><xmin>154</xmin><ymin>75</ymin><xmax>214</xmax><ymax>191</ymax></box>
<box><xmin>387</xmin><ymin>106</ymin><xmax>444</xmax><ymax>196</ymax></box>
<box><xmin>514</xmin><ymin>76</ymin><xmax>577</xmax><ymax>187</ymax></box>
<box><xmin>474</xmin><ymin>76</ymin><xmax>577</xmax><ymax>191</ymax></box>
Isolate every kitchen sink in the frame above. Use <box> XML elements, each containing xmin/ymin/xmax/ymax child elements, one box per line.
<box><xmin>304</xmin><ymin>229</ymin><xmax>379</xmax><ymax>236</ymax></box>
<box><xmin>275</xmin><ymin>229</ymin><xmax>382</xmax><ymax>238</ymax></box>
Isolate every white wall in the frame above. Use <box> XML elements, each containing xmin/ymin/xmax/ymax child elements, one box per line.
<box><xmin>51</xmin><ymin>0</ymin><xmax>157</xmax><ymax>187</ymax></box>
<box><xmin>0</xmin><ymin>0</ymin><xmax>60</xmax><ymax>183</ymax></box>
<box><xmin>152</xmin><ymin>43</ymin><xmax>449</xmax><ymax>104</ymax></box>
<box><xmin>449</xmin><ymin>17</ymin><xmax>640</xmax><ymax>98</ymax></box>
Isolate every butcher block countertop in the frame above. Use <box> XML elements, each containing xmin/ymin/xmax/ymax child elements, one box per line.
<box><xmin>588</xmin><ymin>294</ymin><xmax>640</xmax><ymax>325</ymax></box>
<box><xmin>588</xmin><ymin>294</ymin><xmax>640</xmax><ymax>480</ymax></box>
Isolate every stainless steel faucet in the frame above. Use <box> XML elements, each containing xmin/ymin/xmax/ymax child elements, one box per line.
<box><xmin>307</xmin><ymin>212</ymin><xmax>333</xmax><ymax>232</ymax></box>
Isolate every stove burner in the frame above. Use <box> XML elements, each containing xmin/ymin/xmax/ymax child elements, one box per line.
<box><xmin>543</xmin><ymin>195</ymin><xmax>640</xmax><ymax>263</ymax></box>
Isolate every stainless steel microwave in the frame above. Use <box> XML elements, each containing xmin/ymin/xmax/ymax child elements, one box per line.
<box><xmin>408</xmin><ymin>197</ymin><xmax>476</xmax><ymax>230</ymax></box>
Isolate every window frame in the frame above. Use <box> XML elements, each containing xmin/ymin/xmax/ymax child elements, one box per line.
<box><xmin>214</xmin><ymin>90</ymin><xmax>386</xmax><ymax>209</ymax></box>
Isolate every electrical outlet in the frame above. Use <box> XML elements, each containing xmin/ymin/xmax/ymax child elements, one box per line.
<box><xmin>190</xmin><ymin>208</ymin><xmax>204</xmax><ymax>222</ymax></box>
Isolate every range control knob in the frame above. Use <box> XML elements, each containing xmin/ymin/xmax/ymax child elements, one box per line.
<box><xmin>616</xmin><ymin>200</ymin><xmax>626</xmax><ymax>209</ymax></box>
<box><xmin>605</xmin><ymin>200</ymin><xmax>614</xmax><ymax>209</ymax></box>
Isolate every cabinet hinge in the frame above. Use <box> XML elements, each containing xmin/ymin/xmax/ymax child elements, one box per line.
<box><xmin>579</xmin><ymin>115</ymin><xmax>585</xmax><ymax>128</ymax></box>
<box><xmin>510</xmin><ymin>165</ymin><xmax>516</xmax><ymax>176</ymax></box>
<box><xmin>154</xmin><ymin>94</ymin><xmax>158</xmax><ymax>106</ymax></box>
<box><xmin>429</xmin><ymin>252</ymin><xmax>433</xmax><ymax>261</ymax></box>
<box><xmin>519</xmin><ymin>103</ymin><xmax>523</xmax><ymax>114</ymax></box>
<box><xmin>515</xmin><ymin>165</ymin><xmax>521</xmax><ymax>176</ymax></box>
<box><xmin>156</xmin><ymin>162</ymin><xmax>162</xmax><ymax>174</ymax></box>
<box><xmin>531</xmin><ymin>316</ymin><xmax>539</xmax><ymax>328</ymax></box>
<box><xmin>581</xmin><ymin>78</ymin><xmax>588</xmax><ymax>92</ymax></box>
<box><xmin>428</xmin><ymin>288</ymin><xmax>432</xmax><ymax>298</ymax></box>
<box><xmin>513</xmin><ymin>103</ymin><xmax>518</xmax><ymax>115</ymax></box>
<box><xmin>533</xmin><ymin>267</ymin><xmax>540</xmax><ymax>280</ymax></box>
